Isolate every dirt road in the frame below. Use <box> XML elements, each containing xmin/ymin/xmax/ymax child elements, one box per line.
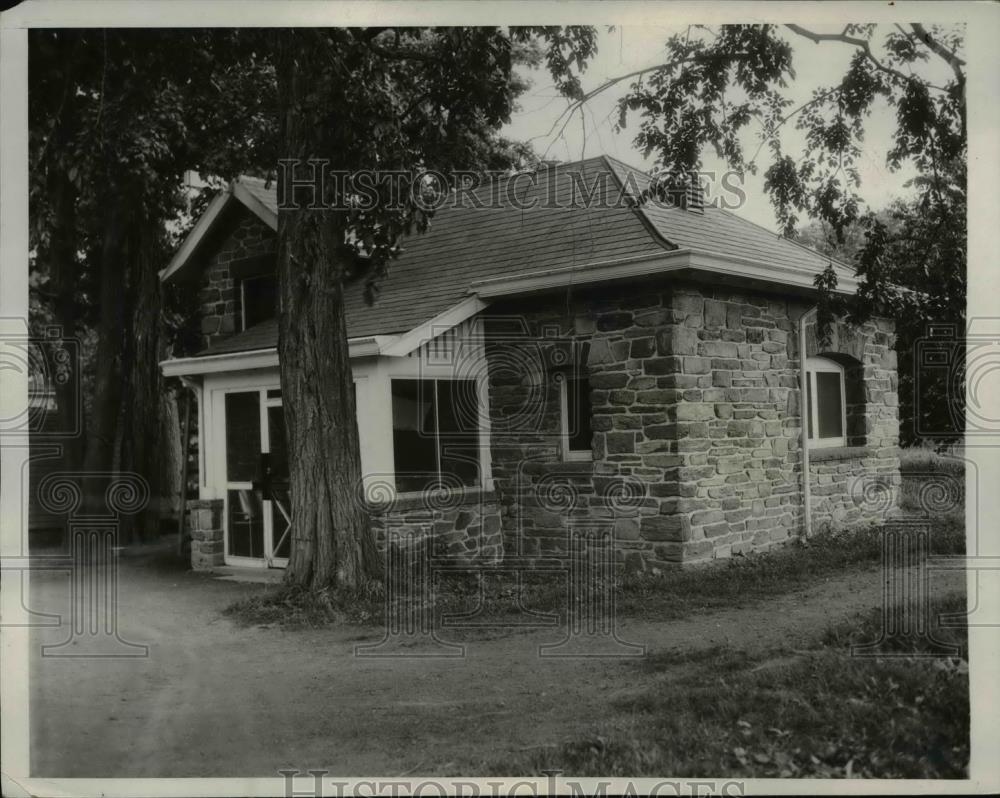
<box><xmin>28</xmin><ymin>541</ymin><xmax>964</xmax><ymax>777</ymax></box>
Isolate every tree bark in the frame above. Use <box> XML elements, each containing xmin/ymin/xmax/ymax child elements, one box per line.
<box><xmin>45</xmin><ymin>164</ymin><xmax>84</xmax><ymax>473</ymax></box>
<box><xmin>276</xmin><ymin>30</ymin><xmax>382</xmax><ymax>590</ymax></box>
<box><xmin>119</xmin><ymin>219</ymin><xmax>166</xmax><ymax>540</ymax></box>
<box><xmin>82</xmin><ymin>202</ymin><xmax>127</xmax><ymax>521</ymax></box>
<box><xmin>160</xmin><ymin>385</ymin><xmax>183</xmax><ymax>530</ymax></box>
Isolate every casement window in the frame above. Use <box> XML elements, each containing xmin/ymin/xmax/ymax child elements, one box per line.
<box><xmin>240</xmin><ymin>273</ymin><xmax>278</xmax><ymax>330</ymax></box>
<box><xmin>390</xmin><ymin>378</ymin><xmax>481</xmax><ymax>493</ymax></box>
<box><xmin>805</xmin><ymin>356</ymin><xmax>847</xmax><ymax>448</ymax></box>
<box><xmin>560</xmin><ymin>373</ymin><xmax>593</xmax><ymax>461</ymax></box>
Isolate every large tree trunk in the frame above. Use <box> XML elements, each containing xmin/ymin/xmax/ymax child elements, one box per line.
<box><xmin>82</xmin><ymin>202</ymin><xmax>127</xmax><ymax>524</ymax></box>
<box><xmin>276</xmin><ymin>31</ymin><xmax>381</xmax><ymax>590</ymax></box>
<box><xmin>118</xmin><ymin>219</ymin><xmax>166</xmax><ymax>540</ymax></box>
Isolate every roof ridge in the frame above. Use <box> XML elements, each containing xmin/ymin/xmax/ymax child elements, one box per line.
<box><xmin>598</xmin><ymin>155</ymin><xmax>677</xmax><ymax>254</ymax></box>
<box><xmin>600</xmin><ymin>153</ymin><xmax>650</xmax><ymax>177</ymax></box>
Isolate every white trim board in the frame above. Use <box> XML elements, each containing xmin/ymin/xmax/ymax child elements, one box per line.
<box><xmin>160</xmin><ymin>335</ymin><xmax>397</xmax><ymax>377</ymax></box>
<box><xmin>160</xmin><ymin>178</ymin><xmax>278</xmax><ymax>283</ymax></box>
<box><xmin>159</xmin><ymin>189</ymin><xmax>232</xmax><ymax>281</ymax></box>
<box><xmin>380</xmin><ymin>294</ymin><xmax>490</xmax><ymax>357</ymax></box>
<box><xmin>468</xmin><ymin>248</ymin><xmax>861</xmax><ymax>299</ymax></box>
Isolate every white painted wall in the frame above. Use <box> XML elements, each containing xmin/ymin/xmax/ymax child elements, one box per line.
<box><xmin>197</xmin><ymin>317</ymin><xmax>493</xmax><ymax>507</ymax></box>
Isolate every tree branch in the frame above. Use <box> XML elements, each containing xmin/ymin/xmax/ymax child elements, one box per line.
<box><xmin>746</xmin><ymin>85</ymin><xmax>844</xmax><ymax>169</ymax></box>
<box><xmin>910</xmin><ymin>23</ymin><xmax>966</xmax><ymax>84</ymax></box>
<box><xmin>785</xmin><ymin>23</ymin><xmax>917</xmax><ymax>88</ymax></box>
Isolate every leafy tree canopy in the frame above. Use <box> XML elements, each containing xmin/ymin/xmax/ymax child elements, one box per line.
<box><xmin>551</xmin><ymin>24</ymin><xmax>964</xmax><ymax>335</ymax></box>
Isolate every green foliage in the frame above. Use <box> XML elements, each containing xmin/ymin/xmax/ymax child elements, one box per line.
<box><xmin>270</xmin><ymin>27</ymin><xmax>596</xmax><ymax>301</ymax></box>
<box><xmin>612</xmin><ymin>24</ymin><xmax>965</xmax><ymax>370</ymax></box>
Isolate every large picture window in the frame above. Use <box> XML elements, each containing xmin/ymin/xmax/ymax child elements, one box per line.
<box><xmin>805</xmin><ymin>356</ymin><xmax>847</xmax><ymax>448</ymax></box>
<box><xmin>391</xmin><ymin>378</ymin><xmax>481</xmax><ymax>493</ymax></box>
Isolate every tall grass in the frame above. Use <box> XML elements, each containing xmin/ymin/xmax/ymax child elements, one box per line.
<box><xmin>898</xmin><ymin>442</ymin><xmax>966</xmax><ymax>516</ymax></box>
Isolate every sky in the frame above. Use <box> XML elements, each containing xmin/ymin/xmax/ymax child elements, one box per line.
<box><xmin>503</xmin><ymin>24</ymin><xmax>952</xmax><ymax>232</ymax></box>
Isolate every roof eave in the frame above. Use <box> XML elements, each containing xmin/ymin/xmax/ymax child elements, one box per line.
<box><xmin>159</xmin><ymin>188</ymin><xmax>234</xmax><ymax>282</ymax></box>
<box><xmin>160</xmin><ymin>178</ymin><xmax>278</xmax><ymax>284</ymax></box>
<box><xmin>159</xmin><ymin>335</ymin><xmax>396</xmax><ymax>377</ymax></box>
<box><xmin>468</xmin><ymin>248</ymin><xmax>859</xmax><ymax>300</ymax></box>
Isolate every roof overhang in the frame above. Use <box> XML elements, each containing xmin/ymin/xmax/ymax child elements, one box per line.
<box><xmin>379</xmin><ymin>295</ymin><xmax>489</xmax><ymax>357</ymax></box>
<box><xmin>159</xmin><ymin>179</ymin><xmax>278</xmax><ymax>283</ymax></box>
<box><xmin>159</xmin><ymin>335</ymin><xmax>396</xmax><ymax>378</ymax></box>
<box><xmin>468</xmin><ymin>248</ymin><xmax>860</xmax><ymax>299</ymax></box>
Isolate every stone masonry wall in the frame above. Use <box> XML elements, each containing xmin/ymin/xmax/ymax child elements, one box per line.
<box><xmin>197</xmin><ymin>212</ymin><xmax>277</xmax><ymax>349</ymax></box>
<box><xmin>188</xmin><ymin>498</ymin><xmax>225</xmax><ymax>570</ymax></box>
<box><xmin>485</xmin><ymin>279</ymin><xmax>900</xmax><ymax>570</ymax></box>
<box><xmin>369</xmin><ymin>490</ymin><xmax>503</xmax><ymax>563</ymax></box>
<box><xmin>804</xmin><ymin>317</ymin><xmax>901</xmax><ymax>531</ymax></box>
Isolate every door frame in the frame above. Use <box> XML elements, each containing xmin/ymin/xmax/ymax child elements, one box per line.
<box><xmin>210</xmin><ymin>375</ymin><xmax>287</xmax><ymax>569</ymax></box>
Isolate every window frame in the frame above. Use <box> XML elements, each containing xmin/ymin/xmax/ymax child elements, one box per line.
<box><xmin>559</xmin><ymin>373</ymin><xmax>593</xmax><ymax>462</ymax></box>
<box><xmin>805</xmin><ymin>356</ymin><xmax>847</xmax><ymax>449</ymax></box>
<box><xmin>389</xmin><ymin>376</ymin><xmax>486</xmax><ymax>494</ymax></box>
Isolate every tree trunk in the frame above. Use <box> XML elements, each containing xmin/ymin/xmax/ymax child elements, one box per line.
<box><xmin>45</xmin><ymin>165</ymin><xmax>84</xmax><ymax>473</ymax></box>
<box><xmin>276</xmin><ymin>31</ymin><xmax>382</xmax><ymax>590</ymax></box>
<box><xmin>118</xmin><ymin>219</ymin><xmax>165</xmax><ymax>540</ymax></box>
<box><xmin>160</xmin><ymin>385</ymin><xmax>183</xmax><ymax>530</ymax></box>
<box><xmin>82</xmin><ymin>202</ymin><xmax>127</xmax><ymax>522</ymax></box>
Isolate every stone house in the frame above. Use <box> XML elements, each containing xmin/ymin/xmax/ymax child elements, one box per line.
<box><xmin>160</xmin><ymin>157</ymin><xmax>899</xmax><ymax>572</ymax></box>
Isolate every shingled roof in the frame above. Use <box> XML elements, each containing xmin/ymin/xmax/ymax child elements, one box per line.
<box><xmin>173</xmin><ymin>157</ymin><xmax>855</xmax><ymax>358</ymax></box>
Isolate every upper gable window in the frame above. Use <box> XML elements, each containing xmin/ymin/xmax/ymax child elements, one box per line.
<box><xmin>240</xmin><ymin>273</ymin><xmax>278</xmax><ymax>330</ymax></box>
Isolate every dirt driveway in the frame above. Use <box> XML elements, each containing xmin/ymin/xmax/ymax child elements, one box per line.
<box><xmin>29</xmin><ymin>541</ymin><xmax>964</xmax><ymax>777</ymax></box>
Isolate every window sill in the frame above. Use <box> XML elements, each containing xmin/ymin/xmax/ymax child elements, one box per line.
<box><xmin>380</xmin><ymin>487</ymin><xmax>497</xmax><ymax>513</ymax></box>
<box><xmin>808</xmin><ymin>445</ymin><xmax>872</xmax><ymax>463</ymax></box>
<box><xmin>521</xmin><ymin>460</ymin><xmax>595</xmax><ymax>475</ymax></box>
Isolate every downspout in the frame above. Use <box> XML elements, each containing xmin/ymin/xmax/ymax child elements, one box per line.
<box><xmin>798</xmin><ymin>306</ymin><xmax>818</xmax><ymax>539</ymax></box>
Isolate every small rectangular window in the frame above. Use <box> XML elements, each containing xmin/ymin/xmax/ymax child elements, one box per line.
<box><xmin>561</xmin><ymin>375</ymin><xmax>592</xmax><ymax>461</ymax></box>
<box><xmin>806</xmin><ymin>357</ymin><xmax>846</xmax><ymax>448</ymax></box>
<box><xmin>391</xmin><ymin>378</ymin><xmax>481</xmax><ymax>493</ymax></box>
<box><xmin>815</xmin><ymin>371</ymin><xmax>844</xmax><ymax>439</ymax></box>
<box><xmin>241</xmin><ymin>273</ymin><xmax>278</xmax><ymax>330</ymax></box>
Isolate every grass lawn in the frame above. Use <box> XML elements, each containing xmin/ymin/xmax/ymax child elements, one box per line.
<box><xmin>218</xmin><ymin>483</ymin><xmax>968</xmax><ymax>778</ymax></box>
<box><xmin>497</xmin><ymin>591</ymin><xmax>969</xmax><ymax>778</ymax></box>
<box><xmin>225</xmin><ymin>516</ymin><xmax>965</xmax><ymax>628</ymax></box>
